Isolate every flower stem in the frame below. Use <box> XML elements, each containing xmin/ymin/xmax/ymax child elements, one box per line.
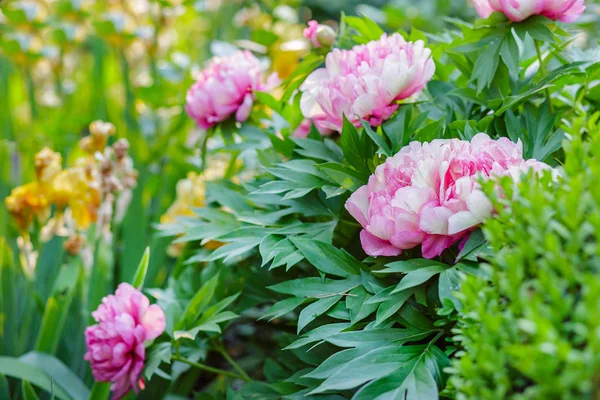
<box><xmin>23</xmin><ymin>67</ymin><xmax>38</xmax><ymax>120</ymax></box>
<box><xmin>534</xmin><ymin>40</ymin><xmax>553</xmax><ymax>113</ymax></box>
<box><xmin>200</xmin><ymin>127</ymin><xmax>213</xmax><ymax>173</ymax></box>
<box><xmin>171</xmin><ymin>354</ymin><xmax>249</xmax><ymax>381</ymax></box>
<box><xmin>215</xmin><ymin>344</ymin><xmax>251</xmax><ymax>382</ymax></box>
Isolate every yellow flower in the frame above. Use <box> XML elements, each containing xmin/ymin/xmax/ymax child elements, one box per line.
<box><xmin>35</xmin><ymin>148</ymin><xmax>63</xmax><ymax>186</ymax></box>
<box><xmin>48</xmin><ymin>167</ymin><xmax>100</xmax><ymax>229</ymax></box>
<box><xmin>5</xmin><ymin>182</ymin><xmax>50</xmax><ymax>231</ymax></box>
<box><xmin>81</xmin><ymin>120</ymin><xmax>115</xmax><ymax>154</ymax></box>
<box><xmin>161</xmin><ymin>172</ymin><xmax>206</xmax><ymax>224</ymax></box>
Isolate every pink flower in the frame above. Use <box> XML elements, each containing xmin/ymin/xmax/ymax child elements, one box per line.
<box><xmin>300</xmin><ymin>33</ymin><xmax>435</xmax><ymax>132</ymax></box>
<box><xmin>304</xmin><ymin>20</ymin><xmax>321</xmax><ymax>48</ymax></box>
<box><xmin>186</xmin><ymin>50</ymin><xmax>279</xmax><ymax>129</ymax></box>
<box><xmin>473</xmin><ymin>0</ymin><xmax>585</xmax><ymax>22</ymax></box>
<box><xmin>85</xmin><ymin>283</ymin><xmax>166</xmax><ymax>400</ymax></box>
<box><xmin>345</xmin><ymin>133</ymin><xmax>551</xmax><ymax>259</ymax></box>
<box><xmin>304</xmin><ymin>20</ymin><xmax>336</xmax><ymax>49</ymax></box>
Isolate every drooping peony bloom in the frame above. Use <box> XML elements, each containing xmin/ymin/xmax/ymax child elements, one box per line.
<box><xmin>345</xmin><ymin>133</ymin><xmax>552</xmax><ymax>259</ymax></box>
<box><xmin>85</xmin><ymin>283</ymin><xmax>166</xmax><ymax>400</ymax></box>
<box><xmin>300</xmin><ymin>33</ymin><xmax>435</xmax><ymax>132</ymax></box>
<box><xmin>473</xmin><ymin>0</ymin><xmax>585</xmax><ymax>23</ymax></box>
<box><xmin>304</xmin><ymin>20</ymin><xmax>336</xmax><ymax>49</ymax></box>
<box><xmin>186</xmin><ymin>50</ymin><xmax>279</xmax><ymax>129</ymax></box>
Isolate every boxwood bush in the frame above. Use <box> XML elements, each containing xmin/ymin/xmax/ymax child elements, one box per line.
<box><xmin>449</xmin><ymin>114</ymin><xmax>600</xmax><ymax>399</ymax></box>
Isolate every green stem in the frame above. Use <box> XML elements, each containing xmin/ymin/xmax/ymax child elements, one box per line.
<box><xmin>215</xmin><ymin>344</ymin><xmax>251</xmax><ymax>382</ymax></box>
<box><xmin>224</xmin><ymin>152</ymin><xmax>240</xmax><ymax>179</ymax></box>
<box><xmin>118</xmin><ymin>48</ymin><xmax>138</xmax><ymax>131</ymax></box>
<box><xmin>23</xmin><ymin>67</ymin><xmax>38</xmax><ymax>120</ymax></box>
<box><xmin>200</xmin><ymin>127</ymin><xmax>213</xmax><ymax>173</ymax></box>
<box><xmin>534</xmin><ymin>40</ymin><xmax>553</xmax><ymax>113</ymax></box>
<box><xmin>171</xmin><ymin>354</ymin><xmax>249</xmax><ymax>381</ymax></box>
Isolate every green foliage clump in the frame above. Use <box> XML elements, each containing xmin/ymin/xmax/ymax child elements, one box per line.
<box><xmin>449</xmin><ymin>115</ymin><xmax>600</xmax><ymax>399</ymax></box>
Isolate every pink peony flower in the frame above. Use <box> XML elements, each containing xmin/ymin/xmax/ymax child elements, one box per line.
<box><xmin>186</xmin><ymin>50</ymin><xmax>279</xmax><ymax>129</ymax></box>
<box><xmin>300</xmin><ymin>33</ymin><xmax>435</xmax><ymax>132</ymax></box>
<box><xmin>345</xmin><ymin>133</ymin><xmax>552</xmax><ymax>259</ymax></box>
<box><xmin>473</xmin><ymin>0</ymin><xmax>585</xmax><ymax>22</ymax></box>
<box><xmin>85</xmin><ymin>283</ymin><xmax>166</xmax><ymax>400</ymax></box>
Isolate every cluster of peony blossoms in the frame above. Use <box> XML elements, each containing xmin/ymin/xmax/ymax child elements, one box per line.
<box><xmin>473</xmin><ymin>0</ymin><xmax>585</xmax><ymax>22</ymax></box>
<box><xmin>85</xmin><ymin>283</ymin><xmax>166</xmax><ymax>400</ymax></box>
<box><xmin>300</xmin><ymin>33</ymin><xmax>435</xmax><ymax>132</ymax></box>
<box><xmin>186</xmin><ymin>50</ymin><xmax>279</xmax><ymax>129</ymax></box>
<box><xmin>345</xmin><ymin>133</ymin><xmax>552</xmax><ymax>259</ymax></box>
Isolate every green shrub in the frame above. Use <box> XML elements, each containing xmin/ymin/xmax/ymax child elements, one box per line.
<box><xmin>449</xmin><ymin>114</ymin><xmax>600</xmax><ymax>399</ymax></box>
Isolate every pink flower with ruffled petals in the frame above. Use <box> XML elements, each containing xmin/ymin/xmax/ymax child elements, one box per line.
<box><xmin>345</xmin><ymin>133</ymin><xmax>552</xmax><ymax>259</ymax></box>
<box><xmin>473</xmin><ymin>0</ymin><xmax>585</xmax><ymax>22</ymax></box>
<box><xmin>186</xmin><ymin>50</ymin><xmax>279</xmax><ymax>129</ymax></box>
<box><xmin>300</xmin><ymin>33</ymin><xmax>435</xmax><ymax>132</ymax></box>
<box><xmin>85</xmin><ymin>283</ymin><xmax>166</xmax><ymax>400</ymax></box>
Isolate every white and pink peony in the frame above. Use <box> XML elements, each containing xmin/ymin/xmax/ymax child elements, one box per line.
<box><xmin>473</xmin><ymin>0</ymin><xmax>585</xmax><ymax>22</ymax></box>
<box><xmin>300</xmin><ymin>33</ymin><xmax>435</xmax><ymax>132</ymax></box>
<box><xmin>345</xmin><ymin>133</ymin><xmax>552</xmax><ymax>259</ymax></box>
<box><xmin>186</xmin><ymin>50</ymin><xmax>279</xmax><ymax>129</ymax></box>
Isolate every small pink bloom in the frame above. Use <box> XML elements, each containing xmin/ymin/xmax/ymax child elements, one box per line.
<box><xmin>345</xmin><ymin>133</ymin><xmax>552</xmax><ymax>259</ymax></box>
<box><xmin>473</xmin><ymin>0</ymin><xmax>585</xmax><ymax>22</ymax></box>
<box><xmin>186</xmin><ymin>50</ymin><xmax>279</xmax><ymax>129</ymax></box>
<box><xmin>304</xmin><ymin>20</ymin><xmax>321</xmax><ymax>48</ymax></box>
<box><xmin>300</xmin><ymin>33</ymin><xmax>435</xmax><ymax>132</ymax></box>
<box><xmin>85</xmin><ymin>283</ymin><xmax>166</xmax><ymax>400</ymax></box>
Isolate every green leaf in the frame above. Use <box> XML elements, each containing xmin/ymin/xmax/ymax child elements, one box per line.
<box><xmin>298</xmin><ymin>296</ymin><xmax>343</xmax><ymax>334</ymax></box>
<box><xmin>375</xmin><ymin>289</ymin><xmax>416</xmax><ymax>326</ymax></box>
<box><xmin>22</xmin><ymin>380</ymin><xmax>41</xmax><ymax>400</ymax></box>
<box><xmin>292</xmin><ymin>138</ymin><xmax>343</xmax><ymax>162</ymax></box>
<box><xmin>268</xmin><ymin>276</ymin><xmax>362</xmax><ymax>299</ymax></box>
<box><xmin>1</xmin><ymin>239</ymin><xmax>17</xmax><ymax>356</ymax></box>
<box><xmin>353</xmin><ymin>346</ymin><xmax>442</xmax><ymax>400</ymax></box>
<box><xmin>391</xmin><ymin>266</ymin><xmax>447</xmax><ymax>294</ymax></box>
<box><xmin>340</xmin><ymin>115</ymin><xmax>370</xmax><ymax>181</ymax></box>
<box><xmin>346</xmin><ymin>287</ymin><xmax>378</xmax><ymax>324</ymax></box>
<box><xmin>500</xmin><ymin>31</ymin><xmax>520</xmax><ymax>78</ymax></box>
<box><xmin>303</xmin><ymin>344</ymin><xmax>382</xmax><ymax>379</ymax></box>
<box><xmin>35</xmin><ymin>258</ymin><xmax>81</xmax><ymax>354</ymax></box>
<box><xmin>325</xmin><ymin>328</ymin><xmax>433</xmax><ymax>348</ymax></box>
<box><xmin>456</xmin><ymin>229</ymin><xmax>487</xmax><ymax>261</ymax></box>
<box><xmin>290</xmin><ymin>238</ymin><xmax>361</xmax><ymax>278</ymax></box>
<box><xmin>89</xmin><ymin>382</ymin><xmax>110</xmax><ymax>400</ymax></box>
<box><xmin>144</xmin><ymin>342</ymin><xmax>172</xmax><ymax>380</ymax></box>
<box><xmin>259</xmin><ymin>297</ymin><xmax>306</xmax><ymax>321</ymax></box>
<box><xmin>177</xmin><ymin>272</ymin><xmax>220</xmax><ymax>329</ymax></box>
<box><xmin>471</xmin><ymin>36</ymin><xmax>502</xmax><ymax>92</ymax></box>
<box><xmin>377</xmin><ymin>259</ymin><xmax>448</xmax><ymax>274</ymax></box>
<box><xmin>131</xmin><ymin>246</ymin><xmax>150</xmax><ymax>288</ymax></box>
<box><xmin>0</xmin><ymin>357</ymin><xmax>72</xmax><ymax>400</ymax></box>
<box><xmin>438</xmin><ymin>268</ymin><xmax>463</xmax><ymax>310</ymax></box>
<box><xmin>286</xmin><ymin>322</ymin><xmax>351</xmax><ymax>350</ymax></box>
<box><xmin>19</xmin><ymin>352</ymin><xmax>90</xmax><ymax>400</ymax></box>
<box><xmin>361</xmin><ymin>120</ymin><xmax>391</xmax><ymax>156</ymax></box>
<box><xmin>0</xmin><ymin>374</ymin><xmax>9</xmax><ymax>400</ymax></box>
